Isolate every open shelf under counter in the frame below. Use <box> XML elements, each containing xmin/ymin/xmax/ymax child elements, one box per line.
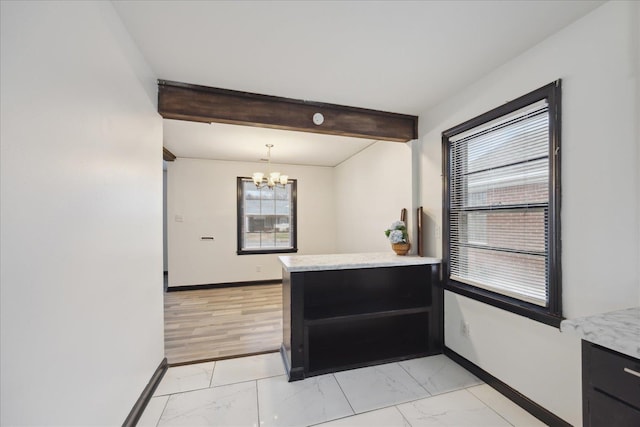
<box><xmin>306</xmin><ymin>311</ymin><xmax>431</xmax><ymax>376</ymax></box>
<box><xmin>279</xmin><ymin>252</ymin><xmax>443</xmax><ymax>382</ymax></box>
<box><xmin>304</xmin><ymin>304</ymin><xmax>431</xmax><ymax>325</ymax></box>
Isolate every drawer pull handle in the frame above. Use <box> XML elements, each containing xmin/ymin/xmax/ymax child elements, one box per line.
<box><xmin>623</xmin><ymin>367</ymin><xmax>640</xmax><ymax>378</ymax></box>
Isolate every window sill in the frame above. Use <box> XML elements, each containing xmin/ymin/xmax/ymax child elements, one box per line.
<box><xmin>237</xmin><ymin>248</ymin><xmax>298</xmax><ymax>256</ymax></box>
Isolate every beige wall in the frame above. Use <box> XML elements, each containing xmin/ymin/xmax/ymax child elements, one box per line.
<box><xmin>166</xmin><ymin>141</ymin><xmax>414</xmax><ymax>287</ymax></box>
<box><xmin>167</xmin><ymin>158</ymin><xmax>336</xmax><ymax>287</ymax></box>
<box><xmin>334</xmin><ymin>141</ymin><xmax>413</xmax><ymax>254</ymax></box>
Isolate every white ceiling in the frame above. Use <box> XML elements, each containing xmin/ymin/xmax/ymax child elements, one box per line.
<box><xmin>113</xmin><ymin>0</ymin><xmax>604</xmax><ymax>166</ymax></box>
<box><xmin>163</xmin><ymin>119</ymin><xmax>375</xmax><ymax>167</ymax></box>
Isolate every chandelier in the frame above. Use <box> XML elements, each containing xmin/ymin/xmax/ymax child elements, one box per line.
<box><xmin>252</xmin><ymin>144</ymin><xmax>289</xmax><ymax>188</ymax></box>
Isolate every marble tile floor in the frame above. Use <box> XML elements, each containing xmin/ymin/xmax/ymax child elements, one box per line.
<box><xmin>138</xmin><ymin>352</ymin><xmax>547</xmax><ymax>427</ymax></box>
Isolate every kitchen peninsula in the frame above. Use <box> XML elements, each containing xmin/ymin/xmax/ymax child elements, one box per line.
<box><xmin>279</xmin><ymin>252</ymin><xmax>442</xmax><ymax>381</ymax></box>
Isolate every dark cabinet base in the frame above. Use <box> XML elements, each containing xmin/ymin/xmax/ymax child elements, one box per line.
<box><xmin>582</xmin><ymin>341</ymin><xmax>640</xmax><ymax>426</ymax></box>
<box><xmin>281</xmin><ymin>263</ymin><xmax>442</xmax><ymax>381</ymax></box>
<box><xmin>307</xmin><ymin>311</ymin><xmax>432</xmax><ymax>375</ymax></box>
<box><xmin>585</xmin><ymin>389</ymin><xmax>640</xmax><ymax>427</ymax></box>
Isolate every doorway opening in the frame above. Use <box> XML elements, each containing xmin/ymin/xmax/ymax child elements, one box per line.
<box><xmin>163</xmin><ymin>283</ymin><xmax>282</xmax><ymax>365</ymax></box>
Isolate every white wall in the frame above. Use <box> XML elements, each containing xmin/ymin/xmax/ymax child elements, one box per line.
<box><xmin>418</xmin><ymin>1</ymin><xmax>639</xmax><ymax>425</ymax></box>
<box><xmin>167</xmin><ymin>158</ymin><xmax>336</xmax><ymax>286</ymax></box>
<box><xmin>334</xmin><ymin>141</ymin><xmax>413</xmax><ymax>253</ymax></box>
<box><xmin>0</xmin><ymin>1</ymin><xmax>164</xmax><ymax>425</ymax></box>
<box><xmin>636</xmin><ymin>1</ymin><xmax>640</xmax><ymax>306</ymax></box>
<box><xmin>164</xmin><ymin>168</ymin><xmax>169</xmax><ymax>272</ymax></box>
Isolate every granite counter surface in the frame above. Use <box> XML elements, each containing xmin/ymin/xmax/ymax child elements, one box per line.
<box><xmin>279</xmin><ymin>252</ymin><xmax>440</xmax><ymax>272</ymax></box>
<box><xmin>560</xmin><ymin>307</ymin><xmax>640</xmax><ymax>359</ymax></box>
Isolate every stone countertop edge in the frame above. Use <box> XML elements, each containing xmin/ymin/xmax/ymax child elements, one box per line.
<box><xmin>560</xmin><ymin>306</ymin><xmax>640</xmax><ymax>359</ymax></box>
<box><xmin>278</xmin><ymin>252</ymin><xmax>441</xmax><ymax>272</ymax></box>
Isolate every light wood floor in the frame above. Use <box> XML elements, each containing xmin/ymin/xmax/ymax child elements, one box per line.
<box><xmin>164</xmin><ymin>284</ymin><xmax>283</xmax><ymax>365</ymax></box>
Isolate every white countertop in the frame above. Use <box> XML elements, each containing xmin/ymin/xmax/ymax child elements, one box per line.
<box><xmin>279</xmin><ymin>252</ymin><xmax>441</xmax><ymax>272</ymax></box>
<box><xmin>560</xmin><ymin>307</ymin><xmax>640</xmax><ymax>359</ymax></box>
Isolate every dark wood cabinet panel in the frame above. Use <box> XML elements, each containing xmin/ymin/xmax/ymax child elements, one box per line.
<box><xmin>589</xmin><ymin>343</ymin><xmax>640</xmax><ymax>408</ymax></box>
<box><xmin>582</xmin><ymin>341</ymin><xmax>640</xmax><ymax>426</ymax></box>
<box><xmin>281</xmin><ymin>263</ymin><xmax>442</xmax><ymax>381</ymax></box>
<box><xmin>585</xmin><ymin>389</ymin><xmax>640</xmax><ymax>427</ymax></box>
<box><xmin>303</xmin><ymin>264</ymin><xmax>432</xmax><ymax>323</ymax></box>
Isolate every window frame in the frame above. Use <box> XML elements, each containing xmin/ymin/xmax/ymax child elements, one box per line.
<box><xmin>236</xmin><ymin>177</ymin><xmax>298</xmax><ymax>255</ymax></box>
<box><xmin>442</xmin><ymin>81</ymin><xmax>562</xmax><ymax>327</ymax></box>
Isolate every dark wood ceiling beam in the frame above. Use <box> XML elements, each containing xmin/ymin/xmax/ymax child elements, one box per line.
<box><xmin>163</xmin><ymin>146</ymin><xmax>176</xmax><ymax>161</ymax></box>
<box><xmin>158</xmin><ymin>80</ymin><xmax>417</xmax><ymax>142</ymax></box>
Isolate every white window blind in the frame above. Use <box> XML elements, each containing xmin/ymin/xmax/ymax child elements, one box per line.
<box><xmin>448</xmin><ymin>100</ymin><xmax>550</xmax><ymax>307</ymax></box>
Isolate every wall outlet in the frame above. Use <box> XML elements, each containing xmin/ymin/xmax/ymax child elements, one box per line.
<box><xmin>435</xmin><ymin>225</ymin><xmax>442</xmax><ymax>239</ymax></box>
<box><xmin>256</xmin><ymin>265</ymin><xmax>262</xmax><ymax>273</ymax></box>
<box><xmin>460</xmin><ymin>321</ymin><xmax>471</xmax><ymax>337</ymax></box>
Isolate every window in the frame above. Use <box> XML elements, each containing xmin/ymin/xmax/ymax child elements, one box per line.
<box><xmin>237</xmin><ymin>177</ymin><xmax>297</xmax><ymax>255</ymax></box>
<box><xmin>442</xmin><ymin>81</ymin><xmax>562</xmax><ymax>327</ymax></box>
